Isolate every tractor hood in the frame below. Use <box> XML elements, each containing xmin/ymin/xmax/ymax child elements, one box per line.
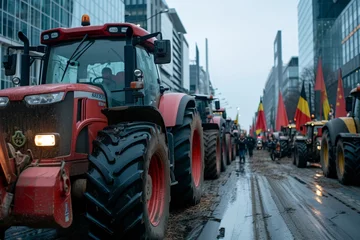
<box><xmin>0</xmin><ymin>83</ymin><xmax>103</xmax><ymax>101</ymax></box>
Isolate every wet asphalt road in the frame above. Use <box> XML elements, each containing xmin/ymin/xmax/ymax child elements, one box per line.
<box><xmin>198</xmin><ymin>150</ymin><xmax>360</xmax><ymax>240</ymax></box>
<box><xmin>5</xmin><ymin>150</ymin><xmax>360</xmax><ymax>240</ymax></box>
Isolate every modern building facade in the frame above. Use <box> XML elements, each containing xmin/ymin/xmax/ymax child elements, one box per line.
<box><xmin>298</xmin><ymin>0</ymin><xmax>350</xmax><ymax>116</ymax></box>
<box><xmin>0</xmin><ymin>0</ymin><xmax>125</xmax><ymax>89</ymax></box>
<box><xmin>337</xmin><ymin>0</ymin><xmax>360</xmax><ymax>95</ymax></box>
<box><xmin>125</xmin><ymin>0</ymin><xmax>190</xmax><ymax>93</ymax></box>
<box><xmin>262</xmin><ymin>68</ymin><xmax>275</xmax><ymax>131</ymax></box>
<box><xmin>282</xmin><ymin>57</ymin><xmax>300</xmax><ymax>120</ymax></box>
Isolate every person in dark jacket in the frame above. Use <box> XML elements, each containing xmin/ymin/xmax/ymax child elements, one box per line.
<box><xmin>237</xmin><ymin>133</ymin><xmax>247</xmax><ymax>163</ymax></box>
<box><xmin>246</xmin><ymin>135</ymin><xmax>256</xmax><ymax>158</ymax></box>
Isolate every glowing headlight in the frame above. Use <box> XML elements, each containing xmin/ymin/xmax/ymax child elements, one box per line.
<box><xmin>35</xmin><ymin>134</ymin><xmax>57</xmax><ymax>147</ymax></box>
<box><xmin>25</xmin><ymin>92</ymin><xmax>65</xmax><ymax>105</ymax></box>
<box><xmin>317</xmin><ymin>145</ymin><xmax>321</xmax><ymax>150</ymax></box>
<box><xmin>0</xmin><ymin>97</ymin><xmax>9</xmax><ymax>107</ymax></box>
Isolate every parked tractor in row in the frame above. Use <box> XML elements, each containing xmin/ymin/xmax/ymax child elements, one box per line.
<box><xmin>0</xmin><ymin>15</ymin><xmax>207</xmax><ymax>239</ymax></box>
<box><xmin>278</xmin><ymin>123</ymin><xmax>297</xmax><ymax>158</ymax></box>
<box><xmin>321</xmin><ymin>86</ymin><xmax>360</xmax><ymax>185</ymax></box>
<box><xmin>193</xmin><ymin>94</ymin><xmax>226</xmax><ymax>179</ymax></box>
<box><xmin>293</xmin><ymin>120</ymin><xmax>327</xmax><ymax>168</ymax></box>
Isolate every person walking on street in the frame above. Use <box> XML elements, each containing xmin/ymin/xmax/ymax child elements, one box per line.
<box><xmin>246</xmin><ymin>134</ymin><xmax>256</xmax><ymax>158</ymax></box>
<box><xmin>237</xmin><ymin>133</ymin><xmax>247</xmax><ymax>163</ymax></box>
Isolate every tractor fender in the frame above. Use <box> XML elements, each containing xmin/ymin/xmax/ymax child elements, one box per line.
<box><xmin>159</xmin><ymin>93</ymin><xmax>196</xmax><ymax>127</ymax></box>
<box><xmin>202</xmin><ymin>123</ymin><xmax>220</xmax><ymax>131</ymax></box>
<box><xmin>102</xmin><ymin>105</ymin><xmax>167</xmax><ymax>142</ymax></box>
<box><xmin>323</xmin><ymin>117</ymin><xmax>356</xmax><ymax>146</ymax></box>
<box><xmin>294</xmin><ymin>135</ymin><xmax>307</xmax><ymax>142</ymax></box>
<box><xmin>335</xmin><ymin>132</ymin><xmax>360</xmax><ymax>144</ymax></box>
<box><xmin>279</xmin><ymin>136</ymin><xmax>289</xmax><ymax>140</ymax></box>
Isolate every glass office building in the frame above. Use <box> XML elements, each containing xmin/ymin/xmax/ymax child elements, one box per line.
<box><xmin>338</xmin><ymin>0</ymin><xmax>360</xmax><ymax>95</ymax></box>
<box><xmin>0</xmin><ymin>0</ymin><xmax>125</xmax><ymax>89</ymax></box>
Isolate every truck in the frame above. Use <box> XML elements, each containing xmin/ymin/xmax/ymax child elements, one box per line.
<box><xmin>193</xmin><ymin>94</ymin><xmax>225</xmax><ymax>179</ymax></box>
<box><xmin>320</xmin><ymin>86</ymin><xmax>360</xmax><ymax>185</ymax></box>
<box><xmin>293</xmin><ymin>120</ymin><xmax>327</xmax><ymax>168</ymax></box>
<box><xmin>0</xmin><ymin>15</ymin><xmax>204</xmax><ymax>239</ymax></box>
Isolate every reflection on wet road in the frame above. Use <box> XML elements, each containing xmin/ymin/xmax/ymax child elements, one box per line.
<box><xmin>198</xmin><ymin>150</ymin><xmax>360</xmax><ymax>240</ymax></box>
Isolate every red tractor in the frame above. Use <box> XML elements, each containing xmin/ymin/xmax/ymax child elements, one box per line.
<box><xmin>213</xmin><ymin>104</ymin><xmax>235</xmax><ymax>164</ymax></box>
<box><xmin>193</xmin><ymin>94</ymin><xmax>225</xmax><ymax>179</ymax></box>
<box><xmin>0</xmin><ymin>15</ymin><xmax>204</xmax><ymax>239</ymax></box>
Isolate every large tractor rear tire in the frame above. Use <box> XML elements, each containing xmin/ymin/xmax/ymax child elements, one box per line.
<box><xmin>280</xmin><ymin>140</ymin><xmax>288</xmax><ymax>159</ymax></box>
<box><xmin>204</xmin><ymin>130</ymin><xmax>221</xmax><ymax>179</ymax></box>
<box><xmin>320</xmin><ymin>130</ymin><xmax>337</xmax><ymax>178</ymax></box>
<box><xmin>336</xmin><ymin>139</ymin><xmax>360</xmax><ymax>185</ymax></box>
<box><xmin>85</xmin><ymin>122</ymin><xmax>170</xmax><ymax>239</ymax></box>
<box><xmin>232</xmin><ymin>143</ymin><xmax>236</xmax><ymax>161</ymax></box>
<box><xmin>225</xmin><ymin>133</ymin><xmax>232</xmax><ymax>165</ymax></box>
<box><xmin>295</xmin><ymin>141</ymin><xmax>307</xmax><ymax>168</ymax></box>
<box><xmin>170</xmin><ymin>108</ymin><xmax>204</xmax><ymax>207</ymax></box>
<box><xmin>220</xmin><ymin>126</ymin><xmax>227</xmax><ymax>172</ymax></box>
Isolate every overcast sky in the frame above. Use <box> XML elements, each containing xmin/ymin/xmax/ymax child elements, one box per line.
<box><xmin>166</xmin><ymin>0</ymin><xmax>299</xmax><ymax>131</ymax></box>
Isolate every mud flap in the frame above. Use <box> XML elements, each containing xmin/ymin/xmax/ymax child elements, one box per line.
<box><xmin>13</xmin><ymin>166</ymin><xmax>73</xmax><ymax>228</ymax></box>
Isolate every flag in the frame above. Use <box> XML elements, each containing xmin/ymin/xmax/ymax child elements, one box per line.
<box><xmin>234</xmin><ymin>111</ymin><xmax>239</xmax><ymax>125</ymax></box>
<box><xmin>295</xmin><ymin>81</ymin><xmax>311</xmax><ymax>133</ymax></box>
<box><xmin>314</xmin><ymin>58</ymin><xmax>331</xmax><ymax>120</ymax></box>
<box><xmin>276</xmin><ymin>91</ymin><xmax>289</xmax><ymax>131</ymax></box>
<box><xmin>335</xmin><ymin>69</ymin><xmax>346</xmax><ymax>118</ymax></box>
<box><xmin>255</xmin><ymin>100</ymin><xmax>267</xmax><ymax>135</ymax></box>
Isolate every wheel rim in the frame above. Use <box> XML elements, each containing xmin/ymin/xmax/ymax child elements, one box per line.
<box><xmin>192</xmin><ymin>130</ymin><xmax>202</xmax><ymax>187</ymax></box>
<box><xmin>216</xmin><ymin>136</ymin><xmax>221</xmax><ymax>173</ymax></box>
<box><xmin>323</xmin><ymin>139</ymin><xmax>329</xmax><ymax>168</ymax></box>
<box><xmin>147</xmin><ymin>154</ymin><xmax>165</xmax><ymax>227</ymax></box>
<box><xmin>337</xmin><ymin>146</ymin><xmax>345</xmax><ymax>176</ymax></box>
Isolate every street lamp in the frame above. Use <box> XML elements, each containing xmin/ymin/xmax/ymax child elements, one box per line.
<box><xmin>147</xmin><ymin>9</ymin><xmax>169</xmax><ymax>20</ymax></box>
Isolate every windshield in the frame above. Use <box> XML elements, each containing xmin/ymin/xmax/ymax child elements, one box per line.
<box><xmin>354</xmin><ymin>97</ymin><xmax>360</xmax><ymax>119</ymax></box>
<box><xmin>45</xmin><ymin>39</ymin><xmax>127</xmax><ymax>105</ymax></box>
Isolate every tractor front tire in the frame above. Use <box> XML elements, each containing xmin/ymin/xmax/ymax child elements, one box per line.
<box><xmin>225</xmin><ymin>133</ymin><xmax>232</xmax><ymax>165</ymax></box>
<box><xmin>280</xmin><ymin>140</ymin><xmax>288</xmax><ymax>159</ymax></box>
<box><xmin>204</xmin><ymin>130</ymin><xmax>221</xmax><ymax>180</ymax></box>
<box><xmin>336</xmin><ymin>139</ymin><xmax>360</xmax><ymax>185</ymax></box>
<box><xmin>85</xmin><ymin>122</ymin><xmax>170</xmax><ymax>239</ymax></box>
<box><xmin>220</xmin><ymin>127</ymin><xmax>227</xmax><ymax>172</ymax></box>
<box><xmin>295</xmin><ymin>141</ymin><xmax>307</xmax><ymax>168</ymax></box>
<box><xmin>170</xmin><ymin>108</ymin><xmax>204</xmax><ymax>207</ymax></box>
<box><xmin>320</xmin><ymin>130</ymin><xmax>337</xmax><ymax>178</ymax></box>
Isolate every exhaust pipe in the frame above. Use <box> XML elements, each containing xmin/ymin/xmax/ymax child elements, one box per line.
<box><xmin>18</xmin><ymin>32</ymin><xmax>30</xmax><ymax>87</ymax></box>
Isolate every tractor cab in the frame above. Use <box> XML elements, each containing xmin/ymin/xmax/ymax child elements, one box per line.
<box><xmin>193</xmin><ymin>94</ymin><xmax>216</xmax><ymax>123</ymax></box>
<box><xmin>2</xmin><ymin>15</ymin><xmax>171</xmax><ymax>109</ymax></box>
<box><xmin>213</xmin><ymin>107</ymin><xmax>227</xmax><ymax>119</ymax></box>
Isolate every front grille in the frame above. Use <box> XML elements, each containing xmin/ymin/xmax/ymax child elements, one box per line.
<box><xmin>0</xmin><ymin>92</ymin><xmax>74</xmax><ymax>159</ymax></box>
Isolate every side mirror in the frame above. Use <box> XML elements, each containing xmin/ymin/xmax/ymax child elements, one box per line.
<box><xmin>346</xmin><ymin>96</ymin><xmax>353</xmax><ymax>112</ymax></box>
<box><xmin>154</xmin><ymin>40</ymin><xmax>171</xmax><ymax>64</ymax></box>
<box><xmin>3</xmin><ymin>54</ymin><xmax>17</xmax><ymax>76</ymax></box>
<box><xmin>215</xmin><ymin>100</ymin><xmax>220</xmax><ymax>110</ymax></box>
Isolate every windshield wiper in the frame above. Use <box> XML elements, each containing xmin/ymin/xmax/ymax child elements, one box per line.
<box><xmin>60</xmin><ymin>34</ymin><xmax>88</xmax><ymax>82</ymax></box>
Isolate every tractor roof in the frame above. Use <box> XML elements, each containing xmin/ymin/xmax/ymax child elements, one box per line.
<box><xmin>305</xmin><ymin>120</ymin><xmax>328</xmax><ymax>126</ymax></box>
<box><xmin>192</xmin><ymin>94</ymin><xmax>215</xmax><ymax>100</ymax></box>
<box><xmin>213</xmin><ymin>108</ymin><xmax>225</xmax><ymax>112</ymax></box>
<box><xmin>350</xmin><ymin>85</ymin><xmax>360</xmax><ymax>95</ymax></box>
<box><xmin>41</xmin><ymin>22</ymin><xmax>156</xmax><ymax>47</ymax></box>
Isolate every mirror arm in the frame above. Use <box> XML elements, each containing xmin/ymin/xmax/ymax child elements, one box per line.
<box><xmin>133</xmin><ymin>32</ymin><xmax>162</xmax><ymax>45</ymax></box>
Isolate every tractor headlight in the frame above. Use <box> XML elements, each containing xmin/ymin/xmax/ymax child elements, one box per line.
<box><xmin>25</xmin><ymin>92</ymin><xmax>65</xmax><ymax>105</ymax></box>
<box><xmin>317</xmin><ymin>145</ymin><xmax>321</xmax><ymax>150</ymax></box>
<box><xmin>0</xmin><ymin>97</ymin><xmax>9</xmax><ymax>107</ymax></box>
<box><xmin>34</xmin><ymin>134</ymin><xmax>59</xmax><ymax>147</ymax></box>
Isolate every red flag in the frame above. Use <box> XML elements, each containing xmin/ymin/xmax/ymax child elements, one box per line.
<box><xmin>276</xmin><ymin>91</ymin><xmax>289</xmax><ymax>131</ymax></box>
<box><xmin>315</xmin><ymin>58</ymin><xmax>325</xmax><ymax>91</ymax></box>
<box><xmin>295</xmin><ymin>81</ymin><xmax>311</xmax><ymax>134</ymax></box>
<box><xmin>335</xmin><ymin>69</ymin><xmax>346</xmax><ymax>118</ymax></box>
<box><xmin>255</xmin><ymin>100</ymin><xmax>267</xmax><ymax>135</ymax></box>
<box><xmin>314</xmin><ymin>58</ymin><xmax>331</xmax><ymax>119</ymax></box>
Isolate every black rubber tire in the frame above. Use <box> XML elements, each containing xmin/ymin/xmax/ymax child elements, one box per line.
<box><xmin>232</xmin><ymin>144</ymin><xmax>236</xmax><ymax>161</ymax></box>
<box><xmin>280</xmin><ymin>140</ymin><xmax>288</xmax><ymax>159</ymax></box>
<box><xmin>204</xmin><ymin>130</ymin><xmax>221</xmax><ymax>179</ymax></box>
<box><xmin>320</xmin><ymin>130</ymin><xmax>337</xmax><ymax>178</ymax></box>
<box><xmin>293</xmin><ymin>143</ymin><xmax>297</xmax><ymax>165</ymax></box>
<box><xmin>225</xmin><ymin>133</ymin><xmax>232</xmax><ymax>165</ymax></box>
<box><xmin>85</xmin><ymin>122</ymin><xmax>170</xmax><ymax>239</ymax></box>
<box><xmin>336</xmin><ymin>139</ymin><xmax>360</xmax><ymax>185</ymax></box>
<box><xmin>170</xmin><ymin>108</ymin><xmax>204</xmax><ymax>207</ymax></box>
<box><xmin>220</xmin><ymin>126</ymin><xmax>227</xmax><ymax>172</ymax></box>
<box><xmin>295</xmin><ymin>141</ymin><xmax>307</xmax><ymax>168</ymax></box>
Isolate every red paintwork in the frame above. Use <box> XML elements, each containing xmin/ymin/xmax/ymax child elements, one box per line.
<box><xmin>41</xmin><ymin>23</ymin><xmax>156</xmax><ymax>50</ymax></box>
<box><xmin>317</xmin><ymin>128</ymin><xmax>323</xmax><ymax>137</ymax></box>
<box><xmin>211</xmin><ymin>116</ymin><xmax>223</xmax><ymax>129</ymax></box>
<box><xmin>192</xmin><ymin>129</ymin><xmax>202</xmax><ymax>187</ymax></box>
<box><xmin>13</xmin><ymin>166</ymin><xmax>73</xmax><ymax>228</ymax></box>
<box><xmin>159</xmin><ymin>93</ymin><xmax>188</xmax><ymax>127</ymax></box>
<box><xmin>0</xmin><ymin>83</ymin><xmax>103</xmax><ymax>101</ymax></box>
